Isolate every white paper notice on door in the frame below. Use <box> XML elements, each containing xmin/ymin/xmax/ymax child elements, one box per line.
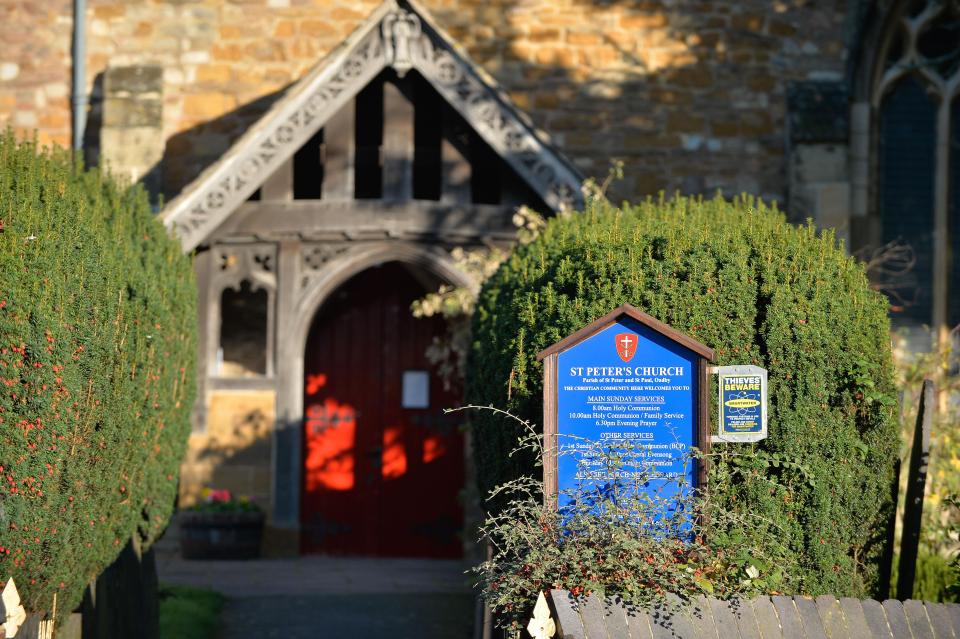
<box><xmin>401</xmin><ymin>370</ymin><xmax>429</xmax><ymax>409</ymax></box>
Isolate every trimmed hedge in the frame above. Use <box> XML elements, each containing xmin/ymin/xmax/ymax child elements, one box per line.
<box><xmin>468</xmin><ymin>195</ymin><xmax>899</xmax><ymax>597</ymax></box>
<box><xmin>0</xmin><ymin>134</ymin><xmax>196</xmax><ymax>613</ymax></box>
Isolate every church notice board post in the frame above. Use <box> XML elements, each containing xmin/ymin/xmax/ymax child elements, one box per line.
<box><xmin>537</xmin><ymin>304</ymin><xmax>715</xmax><ymax>510</ymax></box>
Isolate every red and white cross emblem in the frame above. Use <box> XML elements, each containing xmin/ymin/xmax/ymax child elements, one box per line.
<box><xmin>615</xmin><ymin>332</ymin><xmax>638</xmax><ymax>362</ymax></box>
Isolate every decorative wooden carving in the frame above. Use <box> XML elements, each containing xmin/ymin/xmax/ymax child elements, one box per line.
<box><xmin>406</xmin><ymin>5</ymin><xmax>581</xmax><ymax>212</ymax></box>
<box><xmin>382</xmin><ymin>8</ymin><xmax>422</xmax><ymax>78</ymax></box>
<box><xmin>161</xmin><ymin>0</ymin><xmax>582</xmax><ymax>253</ymax></box>
<box><xmin>527</xmin><ymin>591</ymin><xmax>557</xmax><ymax>639</ymax></box>
<box><xmin>217</xmin><ymin>201</ymin><xmax>517</xmax><ymax>242</ymax></box>
<box><xmin>300</xmin><ymin>243</ymin><xmax>351</xmax><ymax>289</ymax></box>
<box><xmin>1</xmin><ymin>578</ymin><xmax>26</xmax><ymax>638</ymax></box>
<box><xmin>212</xmin><ymin>243</ymin><xmax>277</xmax><ymax>293</ymax></box>
<box><xmin>162</xmin><ymin>15</ymin><xmax>387</xmax><ymax>248</ymax></box>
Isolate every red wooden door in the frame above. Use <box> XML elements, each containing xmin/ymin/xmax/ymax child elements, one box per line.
<box><xmin>301</xmin><ymin>262</ymin><xmax>464</xmax><ymax>557</ymax></box>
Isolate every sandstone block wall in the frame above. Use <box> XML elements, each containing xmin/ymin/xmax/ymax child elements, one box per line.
<box><xmin>1</xmin><ymin>0</ymin><xmax>74</xmax><ymax>148</ymax></box>
<box><xmin>100</xmin><ymin>65</ymin><xmax>164</xmax><ymax>193</ymax></box>
<box><xmin>1</xmin><ymin>0</ymin><xmax>853</xmax><ymax>206</ymax></box>
<box><xmin>178</xmin><ymin>389</ymin><xmax>275</xmax><ymax>513</ymax></box>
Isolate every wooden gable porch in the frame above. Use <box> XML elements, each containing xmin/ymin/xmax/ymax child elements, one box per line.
<box><xmin>161</xmin><ymin>0</ymin><xmax>581</xmax><ymax>553</ymax></box>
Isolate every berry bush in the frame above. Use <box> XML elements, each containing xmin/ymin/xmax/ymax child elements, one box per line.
<box><xmin>0</xmin><ymin>134</ymin><xmax>196</xmax><ymax>614</ymax></box>
<box><xmin>468</xmin><ymin>194</ymin><xmax>899</xmax><ymax>597</ymax></box>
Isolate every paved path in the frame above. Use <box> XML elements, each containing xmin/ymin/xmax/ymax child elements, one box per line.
<box><xmin>157</xmin><ymin>555</ymin><xmax>478</xmax><ymax>638</ymax></box>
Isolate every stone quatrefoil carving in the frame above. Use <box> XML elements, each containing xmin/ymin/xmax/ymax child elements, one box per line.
<box><xmin>213</xmin><ymin>244</ymin><xmax>277</xmax><ymax>293</ymax></box>
<box><xmin>164</xmin><ymin>3</ymin><xmax>582</xmax><ymax>252</ymax></box>
<box><xmin>300</xmin><ymin>244</ymin><xmax>351</xmax><ymax>289</ymax></box>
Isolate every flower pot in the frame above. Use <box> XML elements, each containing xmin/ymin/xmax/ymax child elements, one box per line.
<box><xmin>179</xmin><ymin>510</ymin><xmax>265</xmax><ymax>560</ymax></box>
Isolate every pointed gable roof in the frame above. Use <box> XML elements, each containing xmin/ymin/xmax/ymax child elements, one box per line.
<box><xmin>536</xmin><ymin>304</ymin><xmax>715</xmax><ymax>362</ymax></box>
<box><xmin>160</xmin><ymin>0</ymin><xmax>584</xmax><ymax>252</ymax></box>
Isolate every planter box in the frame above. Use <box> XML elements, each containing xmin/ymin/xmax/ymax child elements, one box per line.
<box><xmin>179</xmin><ymin>510</ymin><xmax>264</xmax><ymax>560</ymax></box>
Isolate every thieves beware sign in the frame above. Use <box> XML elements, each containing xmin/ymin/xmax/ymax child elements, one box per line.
<box><xmin>713</xmin><ymin>365</ymin><xmax>768</xmax><ymax>443</ymax></box>
<box><xmin>537</xmin><ymin>304</ymin><xmax>714</xmax><ymax>512</ymax></box>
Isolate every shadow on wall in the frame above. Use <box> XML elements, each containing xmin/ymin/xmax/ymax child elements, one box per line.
<box><xmin>162</xmin><ymin>87</ymin><xmax>290</xmax><ymax>199</ymax></box>
<box><xmin>83</xmin><ymin>67</ymin><xmax>170</xmax><ymax>200</ymax></box>
<box><xmin>137</xmin><ymin>0</ymin><xmax>821</xmax><ymax>205</ymax></box>
<box><xmin>82</xmin><ymin>72</ymin><xmax>104</xmax><ymax>168</ymax></box>
<box><xmin>180</xmin><ymin>394</ymin><xmax>275</xmax><ymax>512</ymax></box>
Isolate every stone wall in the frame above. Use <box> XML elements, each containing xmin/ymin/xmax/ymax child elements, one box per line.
<box><xmin>178</xmin><ymin>389</ymin><xmax>275</xmax><ymax>512</ymax></box>
<box><xmin>0</xmin><ymin>0</ymin><xmax>853</xmax><ymax>205</ymax></box>
<box><xmin>100</xmin><ymin>65</ymin><xmax>164</xmax><ymax>193</ymax></box>
<box><xmin>1</xmin><ymin>0</ymin><xmax>73</xmax><ymax>148</ymax></box>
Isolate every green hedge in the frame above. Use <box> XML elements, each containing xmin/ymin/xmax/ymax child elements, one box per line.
<box><xmin>889</xmin><ymin>548</ymin><xmax>960</xmax><ymax>602</ymax></box>
<box><xmin>468</xmin><ymin>195</ymin><xmax>899</xmax><ymax>597</ymax></box>
<box><xmin>0</xmin><ymin>134</ymin><xmax>196</xmax><ymax>613</ymax></box>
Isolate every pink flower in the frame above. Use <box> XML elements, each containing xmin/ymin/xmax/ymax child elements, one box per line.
<box><xmin>207</xmin><ymin>489</ymin><xmax>232</xmax><ymax>503</ymax></box>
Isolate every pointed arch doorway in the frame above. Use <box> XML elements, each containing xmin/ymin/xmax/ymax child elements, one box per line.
<box><xmin>300</xmin><ymin>261</ymin><xmax>464</xmax><ymax>557</ymax></box>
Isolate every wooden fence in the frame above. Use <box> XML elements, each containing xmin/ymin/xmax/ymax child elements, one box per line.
<box><xmin>532</xmin><ymin>589</ymin><xmax>960</xmax><ymax>639</ymax></box>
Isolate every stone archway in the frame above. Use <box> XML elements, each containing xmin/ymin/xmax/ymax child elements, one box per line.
<box><xmin>299</xmin><ymin>261</ymin><xmax>465</xmax><ymax>556</ymax></box>
<box><xmin>270</xmin><ymin>242</ymin><xmax>476</xmax><ymax>552</ymax></box>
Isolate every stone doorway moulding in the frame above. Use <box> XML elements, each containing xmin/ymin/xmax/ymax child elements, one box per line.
<box><xmin>273</xmin><ymin>242</ymin><xmax>476</xmax><ymax>532</ymax></box>
<box><xmin>294</xmin><ymin>250</ymin><xmax>475</xmax><ymax>557</ymax></box>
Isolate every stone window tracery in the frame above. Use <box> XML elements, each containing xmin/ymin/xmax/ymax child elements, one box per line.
<box><xmin>871</xmin><ymin>0</ymin><xmax>960</xmax><ymax>339</ymax></box>
<box><xmin>219</xmin><ymin>281</ymin><xmax>269</xmax><ymax>377</ymax></box>
<box><xmin>209</xmin><ymin>244</ymin><xmax>277</xmax><ymax>379</ymax></box>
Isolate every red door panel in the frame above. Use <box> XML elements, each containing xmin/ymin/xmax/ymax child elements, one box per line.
<box><xmin>301</xmin><ymin>263</ymin><xmax>464</xmax><ymax>557</ymax></box>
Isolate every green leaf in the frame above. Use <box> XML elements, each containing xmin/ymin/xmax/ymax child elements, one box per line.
<box><xmin>695</xmin><ymin>576</ymin><xmax>714</xmax><ymax>594</ymax></box>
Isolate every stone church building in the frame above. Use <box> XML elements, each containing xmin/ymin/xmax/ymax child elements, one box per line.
<box><xmin>1</xmin><ymin>0</ymin><xmax>957</xmax><ymax>555</ymax></box>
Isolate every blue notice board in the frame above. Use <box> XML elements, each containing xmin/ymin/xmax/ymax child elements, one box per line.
<box><xmin>538</xmin><ymin>305</ymin><xmax>714</xmax><ymax>517</ymax></box>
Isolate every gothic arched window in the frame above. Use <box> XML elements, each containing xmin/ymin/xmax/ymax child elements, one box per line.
<box><xmin>219</xmin><ymin>280</ymin><xmax>269</xmax><ymax>377</ymax></box>
<box><xmin>871</xmin><ymin>0</ymin><xmax>960</xmax><ymax>338</ymax></box>
<box><xmin>208</xmin><ymin>244</ymin><xmax>276</xmax><ymax>379</ymax></box>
